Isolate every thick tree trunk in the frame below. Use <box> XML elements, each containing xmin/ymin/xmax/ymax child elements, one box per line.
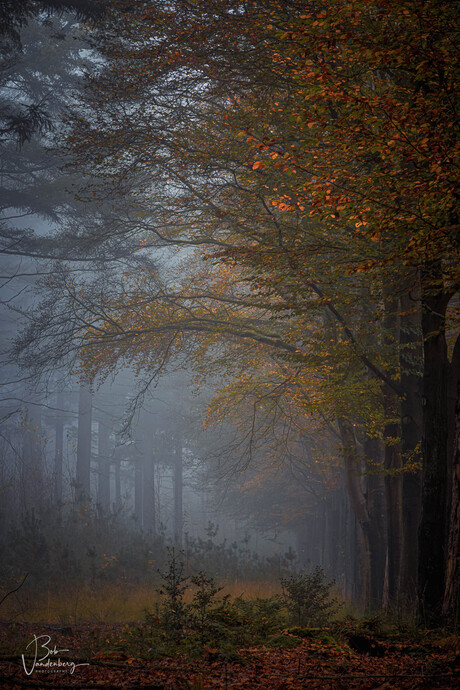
<box><xmin>364</xmin><ymin>437</ymin><xmax>387</xmax><ymax>609</ymax></box>
<box><xmin>339</xmin><ymin>418</ymin><xmax>371</xmax><ymax>609</ymax></box>
<box><xmin>76</xmin><ymin>383</ymin><xmax>92</xmax><ymax>502</ymax></box>
<box><xmin>443</xmin><ymin>336</ymin><xmax>460</xmax><ymax>624</ymax></box>
<box><xmin>324</xmin><ymin>489</ymin><xmax>342</xmax><ymax>580</ymax></box>
<box><xmin>418</xmin><ymin>266</ymin><xmax>450</xmax><ymax>623</ymax></box>
<box><xmin>399</xmin><ymin>291</ymin><xmax>423</xmax><ymax>602</ymax></box>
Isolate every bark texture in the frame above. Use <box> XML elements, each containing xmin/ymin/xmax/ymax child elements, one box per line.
<box><xmin>399</xmin><ymin>290</ymin><xmax>423</xmax><ymax>601</ymax></box>
<box><xmin>364</xmin><ymin>437</ymin><xmax>387</xmax><ymax>609</ymax></box>
<box><xmin>443</xmin><ymin>351</ymin><xmax>460</xmax><ymax>623</ymax></box>
<box><xmin>339</xmin><ymin>418</ymin><xmax>371</xmax><ymax>609</ymax></box>
<box><xmin>418</xmin><ymin>268</ymin><xmax>450</xmax><ymax>623</ymax></box>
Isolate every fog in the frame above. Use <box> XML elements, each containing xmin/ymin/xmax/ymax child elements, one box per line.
<box><xmin>0</xmin><ymin>3</ymin><xmax>457</xmax><ymax>644</ymax></box>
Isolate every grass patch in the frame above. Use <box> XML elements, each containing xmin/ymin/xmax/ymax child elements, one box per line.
<box><xmin>0</xmin><ymin>578</ymin><xmax>283</xmax><ymax>624</ymax></box>
<box><xmin>0</xmin><ymin>583</ymin><xmax>160</xmax><ymax>624</ymax></box>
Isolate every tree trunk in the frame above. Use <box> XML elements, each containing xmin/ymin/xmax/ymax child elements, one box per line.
<box><xmin>22</xmin><ymin>405</ymin><xmax>43</xmax><ymax>512</ymax></box>
<box><xmin>174</xmin><ymin>433</ymin><xmax>183</xmax><ymax>545</ymax></box>
<box><xmin>364</xmin><ymin>437</ymin><xmax>387</xmax><ymax>609</ymax></box>
<box><xmin>382</xmin><ymin>293</ymin><xmax>403</xmax><ymax>605</ymax></box>
<box><xmin>341</xmin><ymin>486</ymin><xmax>355</xmax><ymax>602</ymax></box>
<box><xmin>418</xmin><ymin>265</ymin><xmax>450</xmax><ymax>623</ymax></box>
<box><xmin>338</xmin><ymin>418</ymin><xmax>371</xmax><ymax>610</ymax></box>
<box><xmin>54</xmin><ymin>394</ymin><xmax>64</xmax><ymax>505</ymax></box>
<box><xmin>97</xmin><ymin>419</ymin><xmax>111</xmax><ymax>510</ymax></box>
<box><xmin>383</xmin><ymin>384</ymin><xmax>403</xmax><ymax>605</ymax></box>
<box><xmin>76</xmin><ymin>383</ymin><xmax>92</xmax><ymax>502</ymax></box>
<box><xmin>143</xmin><ymin>444</ymin><xmax>156</xmax><ymax>533</ymax></box>
<box><xmin>398</xmin><ymin>288</ymin><xmax>423</xmax><ymax>603</ymax></box>
<box><xmin>134</xmin><ymin>456</ymin><xmax>143</xmax><ymax>523</ymax></box>
<box><xmin>443</xmin><ymin>337</ymin><xmax>460</xmax><ymax>624</ymax></box>
<box><xmin>114</xmin><ymin>460</ymin><xmax>121</xmax><ymax>507</ymax></box>
<box><xmin>324</xmin><ymin>489</ymin><xmax>342</xmax><ymax>580</ymax></box>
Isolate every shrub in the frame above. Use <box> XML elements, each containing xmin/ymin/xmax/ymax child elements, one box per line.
<box><xmin>157</xmin><ymin>547</ymin><xmax>189</xmax><ymax>641</ymax></box>
<box><xmin>189</xmin><ymin>571</ymin><xmax>223</xmax><ymax>642</ymax></box>
<box><xmin>280</xmin><ymin>566</ymin><xmax>340</xmax><ymax>626</ymax></box>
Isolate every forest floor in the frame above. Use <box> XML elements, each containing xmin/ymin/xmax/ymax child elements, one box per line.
<box><xmin>0</xmin><ymin>620</ymin><xmax>459</xmax><ymax>689</ymax></box>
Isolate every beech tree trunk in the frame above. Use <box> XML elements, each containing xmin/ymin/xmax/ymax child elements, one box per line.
<box><xmin>418</xmin><ymin>266</ymin><xmax>450</xmax><ymax>623</ymax></box>
<box><xmin>324</xmin><ymin>489</ymin><xmax>342</xmax><ymax>579</ymax></box>
<box><xmin>364</xmin><ymin>437</ymin><xmax>387</xmax><ymax>608</ymax></box>
<box><xmin>339</xmin><ymin>418</ymin><xmax>371</xmax><ymax>609</ymax></box>
<box><xmin>443</xmin><ymin>337</ymin><xmax>460</xmax><ymax>624</ymax></box>
<box><xmin>399</xmin><ymin>291</ymin><xmax>423</xmax><ymax>602</ymax></box>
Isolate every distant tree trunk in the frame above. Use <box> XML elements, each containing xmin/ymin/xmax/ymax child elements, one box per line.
<box><xmin>174</xmin><ymin>433</ymin><xmax>183</xmax><ymax>545</ymax></box>
<box><xmin>364</xmin><ymin>437</ymin><xmax>387</xmax><ymax>609</ymax></box>
<box><xmin>341</xmin><ymin>486</ymin><xmax>355</xmax><ymax>602</ymax></box>
<box><xmin>134</xmin><ymin>456</ymin><xmax>143</xmax><ymax>523</ymax></box>
<box><xmin>114</xmin><ymin>460</ymin><xmax>121</xmax><ymax>507</ymax></box>
<box><xmin>143</xmin><ymin>445</ymin><xmax>156</xmax><ymax>533</ymax></box>
<box><xmin>54</xmin><ymin>393</ymin><xmax>64</xmax><ymax>505</ymax></box>
<box><xmin>399</xmin><ymin>290</ymin><xmax>423</xmax><ymax>603</ymax></box>
<box><xmin>22</xmin><ymin>405</ymin><xmax>43</xmax><ymax>512</ymax></box>
<box><xmin>97</xmin><ymin>420</ymin><xmax>111</xmax><ymax>510</ymax></box>
<box><xmin>443</xmin><ymin>337</ymin><xmax>460</xmax><ymax>625</ymax></box>
<box><xmin>418</xmin><ymin>264</ymin><xmax>451</xmax><ymax>623</ymax></box>
<box><xmin>76</xmin><ymin>383</ymin><xmax>92</xmax><ymax>502</ymax></box>
<box><xmin>339</xmin><ymin>418</ymin><xmax>371</xmax><ymax>610</ymax></box>
<box><xmin>320</xmin><ymin>501</ymin><xmax>327</xmax><ymax>567</ymax></box>
<box><xmin>296</xmin><ymin>523</ymin><xmax>308</xmax><ymax>567</ymax></box>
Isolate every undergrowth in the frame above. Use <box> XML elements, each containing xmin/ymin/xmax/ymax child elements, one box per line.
<box><xmin>99</xmin><ymin>550</ymin><xmax>346</xmax><ymax>662</ymax></box>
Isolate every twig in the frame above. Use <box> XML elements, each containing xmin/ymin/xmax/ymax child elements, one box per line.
<box><xmin>0</xmin><ymin>575</ymin><xmax>29</xmax><ymax>609</ymax></box>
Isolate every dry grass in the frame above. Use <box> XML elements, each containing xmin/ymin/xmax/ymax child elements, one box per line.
<box><xmin>0</xmin><ymin>578</ymin><xmax>283</xmax><ymax>624</ymax></box>
<box><xmin>220</xmin><ymin>578</ymin><xmax>282</xmax><ymax>601</ymax></box>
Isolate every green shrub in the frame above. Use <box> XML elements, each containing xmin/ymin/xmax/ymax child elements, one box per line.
<box><xmin>189</xmin><ymin>571</ymin><xmax>223</xmax><ymax>642</ymax></box>
<box><xmin>157</xmin><ymin>547</ymin><xmax>189</xmax><ymax>641</ymax></box>
<box><xmin>280</xmin><ymin>566</ymin><xmax>340</xmax><ymax>626</ymax></box>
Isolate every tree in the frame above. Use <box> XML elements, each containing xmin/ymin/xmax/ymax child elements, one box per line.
<box><xmin>0</xmin><ymin>0</ymin><xmax>105</xmax><ymax>145</ymax></box>
<box><xmin>0</xmin><ymin>7</ymin><xmax>164</xmax><ymax>446</ymax></box>
<box><xmin>15</xmin><ymin>0</ymin><xmax>459</xmax><ymax>620</ymax></box>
